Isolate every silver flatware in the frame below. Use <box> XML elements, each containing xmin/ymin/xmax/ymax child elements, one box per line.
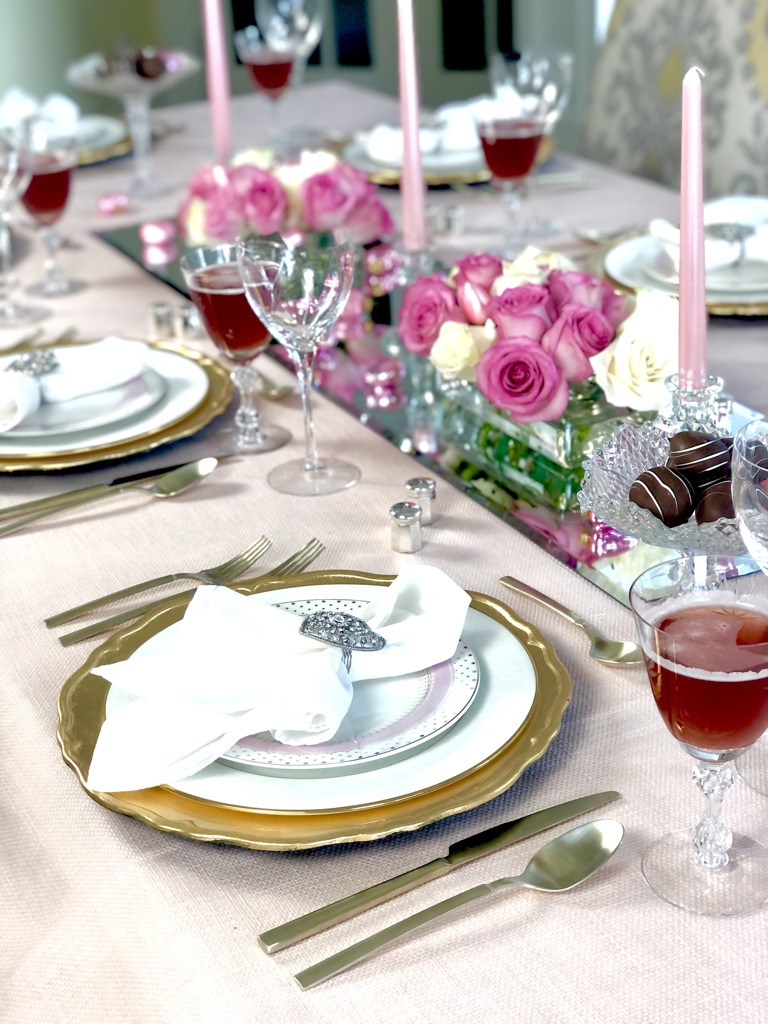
<box><xmin>56</xmin><ymin>537</ymin><xmax>326</xmax><ymax>646</ymax></box>
<box><xmin>294</xmin><ymin>819</ymin><xmax>624</xmax><ymax>989</ymax></box>
<box><xmin>44</xmin><ymin>537</ymin><xmax>272</xmax><ymax>627</ymax></box>
<box><xmin>0</xmin><ymin>455</ymin><xmax>233</xmax><ymax>522</ymax></box>
<box><xmin>498</xmin><ymin>576</ymin><xmax>644</xmax><ymax>667</ymax></box>
<box><xmin>0</xmin><ymin>457</ymin><xmax>221</xmax><ymax>538</ymax></box>
<box><xmin>256</xmin><ymin>370</ymin><xmax>294</xmax><ymax>401</ymax></box>
<box><xmin>258</xmin><ymin>790</ymin><xmax>620</xmax><ymax>954</ymax></box>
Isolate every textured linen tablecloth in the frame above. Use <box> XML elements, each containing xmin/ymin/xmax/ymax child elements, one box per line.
<box><xmin>3</xmin><ymin>81</ymin><xmax>768</xmax><ymax>1024</ymax></box>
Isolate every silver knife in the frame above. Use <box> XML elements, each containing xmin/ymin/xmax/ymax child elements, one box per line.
<box><xmin>0</xmin><ymin>455</ymin><xmax>232</xmax><ymax>521</ymax></box>
<box><xmin>258</xmin><ymin>790</ymin><xmax>620</xmax><ymax>954</ymax></box>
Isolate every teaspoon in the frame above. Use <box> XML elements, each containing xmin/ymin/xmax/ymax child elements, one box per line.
<box><xmin>498</xmin><ymin>575</ymin><xmax>644</xmax><ymax>667</ymax></box>
<box><xmin>295</xmin><ymin>819</ymin><xmax>624</xmax><ymax>989</ymax></box>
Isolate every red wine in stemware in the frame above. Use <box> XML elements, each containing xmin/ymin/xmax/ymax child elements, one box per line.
<box><xmin>187</xmin><ymin>263</ymin><xmax>271</xmax><ymax>363</ymax></box>
<box><xmin>244</xmin><ymin>52</ymin><xmax>294</xmax><ymax>98</ymax></box>
<box><xmin>478</xmin><ymin>120</ymin><xmax>543</xmax><ymax>181</ymax></box>
<box><xmin>644</xmin><ymin>603</ymin><xmax>768</xmax><ymax>752</ymax></box>
<box><xmin>21</xmin><ymin>153</ymin><xmax>73</xmax><ymax>226</ymax></box>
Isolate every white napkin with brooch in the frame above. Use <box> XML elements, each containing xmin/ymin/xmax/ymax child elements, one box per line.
<box><xmin>0</xmin><ymin>87</ymin><xmax>80</xmax><ymax>131</ymax></box>
<box><xmin>362</xmin><ymin>95</ymin><xmax>499</xmax><ymax>165</ymax></box>
<box><xmin>86</xmin><ymin>564</ymin><xmax>472</xmax><ymax>793</ymax></box>
<box><xmin>0</xmin><ymin>337</ymin><xmax>147</xmax><ymax>433</ymax></box>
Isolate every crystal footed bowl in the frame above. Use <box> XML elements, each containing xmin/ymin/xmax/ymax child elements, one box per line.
<box><xmin>578</xmin><ymin>420</ymin><xmax>746</xmax><ymax>556</ymax></box>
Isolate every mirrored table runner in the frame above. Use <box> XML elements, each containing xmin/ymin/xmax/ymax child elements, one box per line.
<box><xmin>97</xmin><ymin>224</ymin><xmax>757</xmax><ymax>607</ymax></box>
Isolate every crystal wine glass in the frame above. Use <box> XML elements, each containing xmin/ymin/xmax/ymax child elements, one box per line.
<box><xmin>21</xmin><ymin>121</ymin><xmax>80</xmax><ymax>296</ymax></box>
<box><xmin>0</xmin><ymin>121</ymin><xmax>48</xmax><ymax>328</ymax></box>
<box><xmin>729</xmin><ymin>418</ymin><xmax>768</xmax><ymax>796</ymax></box>
<box><xmin>630</xmin><ymin>554</ymin><xmax>768</xmax><ymax>915</ymax></box>
<box><xmin>237</xmin><ymin>235</ymin><xmax>358</xmax><ymax>495</ymax></box>
<box><xmin>180</xmin><ymin>244</ymin><xmax>291</xmax><ymax>453</ymax></box>
<box><xmin>67</xmin><ymin>49</ymin><xmax>200</xmax><ymax>199</ymax></box>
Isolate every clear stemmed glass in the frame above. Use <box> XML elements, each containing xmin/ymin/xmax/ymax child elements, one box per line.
<box><xmin>20</xmin><ymin>122</ymin><xmax>81</xmax><ymax>296</ymax></box>
<box><xmin>730</xmin><ymin>419</ymin><xmax>768</xmax><ymax>796</ymax></box>
<box><xmin>237</xmin><ymin>235</ymin><xmax>359</xmax><ymax>495</ymax></box>
<box><xmin>630</xmin><ymin>554</ymin><xmax>768</xmax><ymax>915</ymax></box>
<box><xmin>67</xmin><ymin>49</ymin><xmax>200</xmax><ymax>199</ymax></box>
<box><xmin>0</xmin><ymin>122</ymin><xmax>48</xmax><ymax>328</ymax></box>
<box><xmin>180</xmin><ymin>244</ymin><xmax>291</xmax><ymax>454</ymax></box>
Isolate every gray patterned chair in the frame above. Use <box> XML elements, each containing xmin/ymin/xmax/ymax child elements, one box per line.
<box><xmin>584</xmin><ymin>0</ymin><xmax>768</xmax><ymax>196</ymax></box>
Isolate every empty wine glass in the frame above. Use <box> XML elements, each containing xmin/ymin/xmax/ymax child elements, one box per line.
<box><xmin>180</xmin><ymin>244</ymin><xmax>291</xmax><ymax>453</ymax></box>
<box><xmin>630</xmin><ymin>554</ymin><xmax>768</xmax><ymax>915</ymax></box>
<box><xmin>21</xmin><ymin>120</ymin><xmax>81</xmax><ymax>296</ymax></box>
<box><xmin>237</xmin><ymin>235</ymin><xmax>359</xmax><ymax>495</ymax></box>
<box><xmin>0</xmin><ymin>121</ymin><xmax>48</xmax><ymax>327</ymax></box>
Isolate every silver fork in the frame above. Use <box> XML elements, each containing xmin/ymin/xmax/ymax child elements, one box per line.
<box><xmin>44</xmin><ymin>537</ymin><xmax>273</xmax><ymax>628</ymax></box>
<box><xmin>56</xmin><ymin>538</ymin><xmax>326</xmax><ymax>646</ymax></box>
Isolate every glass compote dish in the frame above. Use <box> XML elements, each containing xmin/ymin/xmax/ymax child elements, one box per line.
<box><xmin>0</xmin><ymin>121</ymin><xmax>47</xmax><ymax>327</ymax></box>
<box><xmin>66</xmin><ymin>48</ymin><xmax>200</xmax><ymax>199</ymax></box>
<box><xmin>237</xmin><ymin>235</ymin><xmax>358</xmax><ymax>495</ymax></box>
<box><xmin>20</xmin><ymin>120</ymin><xmax>81</xmax><ymax>295</ymax></box>
<box><xmin>180</xmin><ymin>244</ymin><xmax>291</xmax><ymax>454</ymax></box>
<box><xmin>630</xmin><ymin>554</ymin><xmax>768</xmax><ymax>915</ymax></box>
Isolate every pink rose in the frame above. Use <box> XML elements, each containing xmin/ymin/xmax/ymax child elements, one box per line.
<box><xmin>476</xmin><ymin>337</ymin><xmax>569</xmax><ymax>422</ymax></box>
<box><xmin>398</xmin><ymin>275</ymin><xmax>463</xmax><ymax>355</ymax></box>
<box><xmin>342</xmin><ymin>194</ymin><xmax>394</xmax><ymax>245</ymax></box>
<box><xmin>229</xmin><ymin>165</ymin><xmax>287</xmax><ymax>236</ymax></box>
<box><xmin>541</xmin><ymin>303</ymin><xmax>614</xmax><ymax>382</ymax></box>
<box><xmin>487</xmin><ymin>284</ymin><xmax>555</xmax><ymax>342</ymax></box>
<box><xmin>452</xmin><ymin>254</ymin><xmax>502</xmax><ymax>325</ymax></box>
<box><xmin>203</xmin><ymin>182</ymin><xmax>243</xmax><ymax>241</ymax></box>
<box><xmin>185</xmin><ymin>162</ymin><xmax>229</xmax><ymax>200</ymax></box>
<box><xmin>547</xmin><ymin>269</ymin><xmax>631</xmax><ymax>329</ymax></box>
<box><xmin>301</xmin><ymin>164</ymin><xmax>372</xmax><ymax>232</ymax></box>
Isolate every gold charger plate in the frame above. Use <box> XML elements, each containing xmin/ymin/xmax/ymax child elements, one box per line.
<box><xmin>0</xmin><ymin>341</ymin><xmax>232</xmax><ymax>472</ymax></box>
<box><xmin>57</xmin><ymin>570</ymin><xmax>572</xmax><ymax>850</ymax></box>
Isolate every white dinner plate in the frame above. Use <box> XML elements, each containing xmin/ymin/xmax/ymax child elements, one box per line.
<box><xmin>104</xmin><ymin>582</ymin><xmax>539</xmax><ymax>813</ymax></box>
<box><xmin>643</xmin><ymin>249</ymin><xmax>768</xmax><ymax>293</ymax></box>
<box><xmin>218</xmin><ymin>597</ymin><xmax>480</xmax><ymax>779</ymax></box>
<box><xmin>6</xmin><ymin>367</ymin><xmax>167</xmax><ymax>438</ymax></box>
<box><xmin>74</xmin><ymin>115</ymin><xmax>129</xmax><ymax>154</ymax></box>
<box><xmin>0</xmin><ymin>345</ymin><xmax>210</xmax><ymax>456</ymax></box>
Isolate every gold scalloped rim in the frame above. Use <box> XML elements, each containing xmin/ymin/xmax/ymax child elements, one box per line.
<box><xmin>0</xmin><ymin>341</ymin><xmax>232</xmax><ymax>472</ymax></box>
<box><xmin>57</xmin><ymin>570</ymin><xmax>572</xmax><ymax>850</ymax></box>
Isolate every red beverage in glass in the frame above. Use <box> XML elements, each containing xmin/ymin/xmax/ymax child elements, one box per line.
<box><xmin>478</xmin><ymin>120</ymin><xmax>543</xmax><ymax>181</ymax></box>
<box><xmin>21</xmin><ymin>153</ymin><xmax>73</xmax><ymax>226</ymax></box>
<box><xmin>187</xmin><ymin>263</ymin><xmax>270</xmax><ymax>363</ymax></box>
<box><xmin>244</xmin><ymin>52</ymin><xmax>294</xmax><ymax>98</ymax></box>
<box><xmin>644</xmin><ymin>603</ymin><xmax>768</xmax><ymax>752</ymax></box>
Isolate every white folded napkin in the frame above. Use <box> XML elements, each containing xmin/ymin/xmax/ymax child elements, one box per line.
<box><xmin>0</xmin><ymin>87</ymin><xmax>80</xmax><ymax>131</ymax></box>
<box><xmin>362</xmin><ymin>95</ymin><xmax>500</xmax><ymax>165</ymax></box>
<box><xmin>0</xmin><ymin>337</ymin><xmax>147</xmax><ymax>433</ymax></box>
<box><xmin>363</xmin><ymin>123</ymin><xmax>443</xmax><ymax>165</ymax></box>
<box><xmin>86</xmin><ymin>565</ymin><xmax>472</xmax><ymax>793</ymax></box>
<box><xmin>649</xmin><ymin>196</ymin><xmax>768</xmax><ymax>275</ymax></box>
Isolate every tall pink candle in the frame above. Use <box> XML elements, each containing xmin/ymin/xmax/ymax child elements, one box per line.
<box><xmin>397</xmin><ymin>0</ymin><xmax>427</xmax><ymax>252</ymax></box>
<box><xmin>678</xmin><ymin>66</ymin><xmax>707</xmax><ymax>391</ymax></box>
<box><xmin>202</xmin><ymin>0</ymin><xmax>232</xmax><ymax>164</ymax></box>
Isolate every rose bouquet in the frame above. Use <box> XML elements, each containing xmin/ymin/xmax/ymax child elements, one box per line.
<box><xmin>397</xmin><ymin>246</ymin><xmax>679</xmax><ymax>423</ymax></box>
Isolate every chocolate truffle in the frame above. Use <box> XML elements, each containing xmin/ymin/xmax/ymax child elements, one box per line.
<box><xmin>667</xmin><ymin>430</ymin><xmax>731</xmax><ymax>485</ymax></box>
<box><xmin>695</xmin><ymin>481</ymin><xmax>735</xmax><ymax>524</ymax></box>
<box><xmin>629</xmin><ymin>466</ymin><xmax>695</xmax><ymax>527</ymax></box>
<box><xmin>134</xmin><ymin>49</ymin><xmax>166</xmax><ymax>79</ymax></box>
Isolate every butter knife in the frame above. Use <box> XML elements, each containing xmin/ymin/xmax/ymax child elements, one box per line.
<box><xmin>258</xmin><ymin>790</ymin><xmax>620</xmax><ymax>954</ymax></box>
<box><xmin>0</xmin><ymin>456</ymin><xmax>232</xmax><ymax>522</ymax></box>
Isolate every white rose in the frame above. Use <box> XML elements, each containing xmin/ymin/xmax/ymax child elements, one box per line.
<box><xmin>181</xmin><ymin>196</ymin><xmax>212</xmax><ymax>246</ymax></box>
<box><xmin>231</xmin><ymin>147</ymin><xmax>274</xmax><ymax>170</ymax></box>
<box><xmin>490</xmin><ymin>245</ymin><xmax>578</xmax><ymax>294</ymax></box>
<box><xmin>429</xmin><ymin>320</ymin><xmax>496</xmax><ymax>381</ymax></box>
<box><xmin>590</xmin><ymin>289</ymin><xmax>679</xmax><ymax>411</ymax></box>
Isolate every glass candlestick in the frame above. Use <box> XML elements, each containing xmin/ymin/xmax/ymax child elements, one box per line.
<box><xmin>657</xmin><ymin>373</ymin><xmax>732</xmax><ymax>437</ymax></box>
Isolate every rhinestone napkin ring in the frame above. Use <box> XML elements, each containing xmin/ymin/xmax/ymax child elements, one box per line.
<box><xmin>5</xmin><ymin>350</ymin><xmax>60</xmax><ymax>376</ymax></box>
<box><xmin>299</xmin><ymin>610</ymin><xmax>386</xmax><ymax>671</ymax></box>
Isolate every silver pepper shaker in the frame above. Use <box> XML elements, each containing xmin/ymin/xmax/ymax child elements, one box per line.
<box><xmin>389</xmin><ymin>501</ymin><xmax>423</xmax><ymax>553</ymax></box>
<box><xmin>405</xmin><ymin>477</ymin><xmax>436</xmax><ymax>525</ymax></box>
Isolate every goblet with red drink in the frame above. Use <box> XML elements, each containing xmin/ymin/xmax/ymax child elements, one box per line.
<box><xmin>234</xmin><ymin>25</ymin><xmax>297</xmax><ymax>154</ymax></box>
<box><xmin>181</xmin><ymin>244</ymin><xmax>291</xmax><ymax>453</ymax></box>
<box><xmin>21</xmin><ymin>125</ymin><xmax>80</xmax><ymax>296</ymax></box>
<box><xmin>630</xmin><ymin>554</ymin><xmax>768</xmax><ymax>915</ymax></box>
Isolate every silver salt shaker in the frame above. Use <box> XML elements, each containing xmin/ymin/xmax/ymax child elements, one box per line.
<box><xmin>389</xmin><ymin>501</ymin><xmax>422</xmax><ymax>553</ymax></box>
<box><xmin>405</xmin><ymin>477</ymin><xmax>436</xmax><ymax>525</ymax></box>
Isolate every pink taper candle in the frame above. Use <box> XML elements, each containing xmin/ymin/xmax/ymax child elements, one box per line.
<box><xmin>678</xmin><ymin>66</ymin><xmax>707</xmax><ymax>391</ymax></box>
<box><xmin>202</xmin><ymin>0</ymin><xmax>232</xmax><ymax>164</ymax></box>
<box><xmin>397</xmin><ymin>0</ymin><xmax>427</xmax><ymax>252</ymax></box>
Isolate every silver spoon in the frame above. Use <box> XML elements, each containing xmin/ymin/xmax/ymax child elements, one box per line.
<box><xmin>499</xmin><ymin>575</ymin><xmax>644</xmax><ymax>667</ymax></box>
<box><xmin>295</xmin><ymin>819</ymin><xmax>624</xmax><ymax>989</ymax></box>
<box><xmin>0</xmin><ymin>457</ymin><xmax>220</xmax><ymax>537</ymax></box>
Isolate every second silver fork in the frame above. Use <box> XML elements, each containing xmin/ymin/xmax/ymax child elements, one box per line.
<box><xmin>56</xmin><ymin>538</ymin><xmax>326</xmax><ymax>646</ymax></box>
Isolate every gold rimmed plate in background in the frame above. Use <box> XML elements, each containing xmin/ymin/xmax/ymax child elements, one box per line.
<box><xmin>57</xmin><ymin>570</ymin><xmax>571</xmax><ymax>850</ymax></box>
